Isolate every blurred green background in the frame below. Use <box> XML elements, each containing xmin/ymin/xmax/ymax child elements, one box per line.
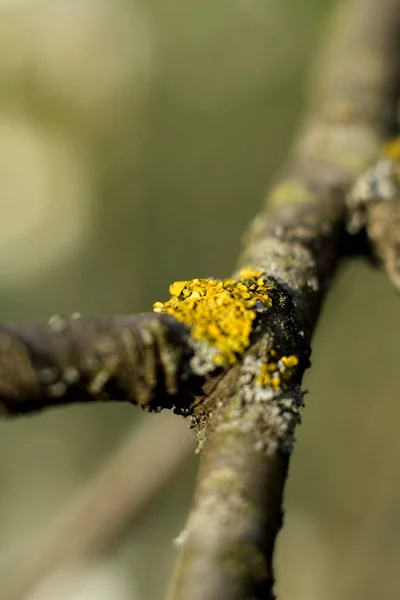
<box><xmin>1</xmin><ymin>0</ymin><xmax>400</xmax><ymax>599</ymax></box>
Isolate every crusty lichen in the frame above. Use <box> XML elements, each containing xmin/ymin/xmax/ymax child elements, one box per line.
<box><xmin>153</xmin><ymin>269</ymin><xmax>272</xmax><ymax>368</ymax></box>
<box><xmin>154</xmin><ymin>269</ymin><xmax>309</xmax><ymax>455</ymax></box>
<box><xmin>256</xmin><ymin>354</ymin><xmax>299</xmax><ymax>391</ymax></box>
<box><xmin>237</xmin><ymin>354</ymin><xmax>304</xmax><ymax>455</ymax></box>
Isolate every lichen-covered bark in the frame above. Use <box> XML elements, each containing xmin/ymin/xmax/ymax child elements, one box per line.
<box><xmin>167</xmin><ymin>0</ymin><xmax>400</xmax><ymax>599</ymax></box>
<box><xmin>346</xmin><ymin>140</ymin><xmax>400</xmax><ymax>289</ymax></box>
<box><xmin>166</xmin><ymin>411</ymin><xmax>288</xmax><ymax>600</ymax></box>
<box><xmin>0</xmin><ymin>1</ymin><xmax>399</xmax><ymax>599</ymax></box>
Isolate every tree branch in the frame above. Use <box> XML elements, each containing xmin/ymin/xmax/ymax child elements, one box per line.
<box><xmin>1</xmin><ymin>1</ymin><xmax>399</xmax><ymax>600</ymax></box>
<box><xmin>0</xmin><ymin>314</ymin><xmax>194</xmax><ymax>415</ymax></box>
<box><xmin>166</xmin><ymin>0</ymin><xmax>400</xmax><ymax>599</ymax></box>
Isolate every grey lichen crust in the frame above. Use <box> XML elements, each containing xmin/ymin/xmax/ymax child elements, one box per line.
<box><xmin>346</xmin><ymin>157</ymin><xmax>400</xmax><ymax>233</ymax></box>
<box><xmin>237</xmin><ymin>355</ymin><xmax>305</xmax><ymax>455</ymax></box>
<box><xmin>345</xmin><ymin>139</ymin><xmax>400</xmax><ymax>290</ymax></box>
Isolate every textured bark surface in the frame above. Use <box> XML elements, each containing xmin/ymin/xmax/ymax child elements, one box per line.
<box><xmin>0</xmin><ymin>314</ymin><xmax>194</xmax><ymax>415</ymax></box>
<box><xmin>1</xmin><ymin>0</ymin><xmax>400</xmax><ymax>599</ymax></box>
<box><xmin>167</xmin><ymin>0</ymin><xmax>400</xmax><ymax>598</ymax></box>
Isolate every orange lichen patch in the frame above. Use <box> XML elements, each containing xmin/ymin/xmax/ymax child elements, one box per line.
<box><xmin>153</xmin><ymin>271</ymin><xmax>272</xmax><ymax>366</ymax></box>
<box><xmin>256</xmin><ymin>355</ymin><xmax>298</xmax><ymax>391</ymax></box>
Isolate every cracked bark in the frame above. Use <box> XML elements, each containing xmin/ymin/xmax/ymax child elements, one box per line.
<box><xmin>1</xmin><ymin>0</ymin><xmax>400</xmax><ymax>599</ymax></box>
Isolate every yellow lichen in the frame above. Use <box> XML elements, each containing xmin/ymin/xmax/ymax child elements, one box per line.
<box><xmin>382</xmin><ymin>138</ymin><xmax>400</xmax><ymax>162</ymax></box>
<box><xmin>153</xmin><ymin>270</ymin><xmax>272</xmax><ymax>366</ymax></box>
<box><xmin>256</xmin><ymin>355</ymin><xmax>298</xmax><ymax>391</ymax></box>
<box><xmin>280</xmin><ymin>355</ymin><xmax>299</xmax><ymax>369</ymax></box>
<box><xmin>257</xmin><ymin>362</ymin><xmax>278</xmax><ymax>389</ymax></box>
<box><xmin>238</xmin><ymin>268</ymin><xmax>262</xmax><ymax>280</ymax></box>
<box><xmin>382</xmin><ymin>138</ymin><xmax>400</xmax><ymax>179</ymax></box>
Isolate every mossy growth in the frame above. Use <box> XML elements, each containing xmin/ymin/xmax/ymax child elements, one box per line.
<box><xmin>268</xmin><ymin>180</ymin><xmax>315</xmax><ymax>208</ymax></box>
<box><xmin>219</xmin><ymin>542</ymin><xmax>269</xmax><ymax>583</ymax></box>
<box><xmin>153</xmin><ymin>269</ymin><xmax>272</xmax><ymax>367</ymax></box>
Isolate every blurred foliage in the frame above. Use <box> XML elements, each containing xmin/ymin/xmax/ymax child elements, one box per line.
<box><xmin>2</xmin><ymin>0</ymin><xmax>400</xmax><ymax>599</ymax></box>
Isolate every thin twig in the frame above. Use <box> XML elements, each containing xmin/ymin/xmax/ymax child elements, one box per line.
<box><xmin>2</xmin><ymin>413</ymin><xmax>195</xmax><ymax>600</ymax></box>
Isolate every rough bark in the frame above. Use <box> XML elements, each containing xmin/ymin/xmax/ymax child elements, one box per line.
<box><xmin>0</xmin><ymin>314</ymin><xmax>194</xmax><ymax>415</ymax></box>
<box><xmin>0</xmin><ymin>0</ymin><xmax>399</xmax><ymax>599</ymax></box>
<box><xmin>167</xmin><ymin>0</ymin><xmax>400</xmax><ymax>598</ymax></box>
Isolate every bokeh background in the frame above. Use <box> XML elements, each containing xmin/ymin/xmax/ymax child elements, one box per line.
<box><xmin>1</xmin><ymin>0</ymin><xmax>400</xmax><ymax>598</ymax></box>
